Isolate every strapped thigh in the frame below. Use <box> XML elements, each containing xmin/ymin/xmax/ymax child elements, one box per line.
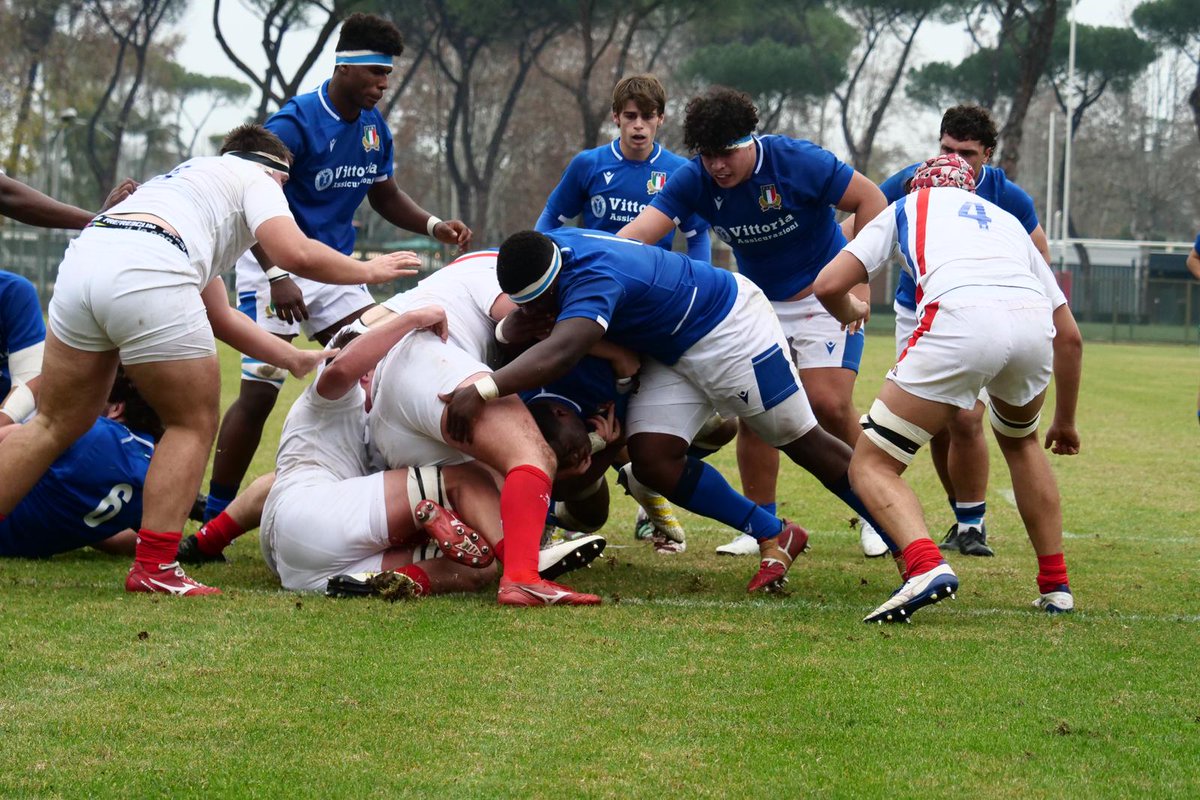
<box><xmin>860</xmin><ymin>398</ymin><xmax>934</xmax><ymax>466</ymax></box>
<box><xmin>406</xmin><ymin>465</ymin><xmax>450</xmax><ymax>526</ymax></box>
<box><xmin>989</xmin><ymin>404</ymin><xmax>1041</xmax><ymax>439</ymax></box>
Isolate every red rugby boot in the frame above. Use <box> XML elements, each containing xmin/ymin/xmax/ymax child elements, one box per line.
<box><xmin>746</xmin><ymin>521</ymin><xmax>810</xmax><ymax>593</ymax></box>
<box><xmin>497</xmin><ymin>577</ymin><xmax>601</xmax><ymax>606</ymax></box>
<box><xmin>126</xmin><ymin>561</ymin><xmax>221</xmax><ymax>596</ymax></box>
<box><xmin>415</xmin><ymin>499</ymin><xmax>494</xmax><ymax>568</ymax></box>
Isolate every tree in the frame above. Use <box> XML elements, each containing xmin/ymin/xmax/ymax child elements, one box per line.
<box><xmin>1133</xmin><ymin>0</ymin><xmax>1200</xmax><ymax>142</ymax></box>
<box><xmin>3</xmin><ymin>0</ymin><xmax>70</xmax><ymax>178</ymax></box>
<box><xmin>679</xmin><ymin>1</ymin><xmax>855</xmax><ymax>131</ymax></box>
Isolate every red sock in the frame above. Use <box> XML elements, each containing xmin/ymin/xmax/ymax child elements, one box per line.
<box><xmin>195</xmin><ymin>511</ymin><xmax>245</xmax><ymax>555</ymax></box>
<box><xmin>492</xmin><ymin>538</ymin><xmax>505</xmax><ymax>564</ymax></box>
<box><xmin>135</xmin><ymin>529</ymin><xmax>182</xmax><ymax>567</ymax></box>
<box><xmin>498</xmin><ymin>464</ymin><xmax>551</xmax><ymax>583</ymax></box>
<box><xmin>1036</xmin><ymin>552</ymin><xmax>1069</xmax><ymax>594</ymax></box>
<box><xmin>395</xmin><ymin>565</ymin><xmax>432</xmax><ymax>596</ymax></box>
<box><xmin>901</xmin><ymin>538</ymin><xmax>943</xmax><ymax>579</ymax></box>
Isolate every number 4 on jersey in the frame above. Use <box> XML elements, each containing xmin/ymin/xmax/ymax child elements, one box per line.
<box><xmin>958</xmin><ymin>202</ymin><xmax>992</xmax><ymax>230</ymax></box>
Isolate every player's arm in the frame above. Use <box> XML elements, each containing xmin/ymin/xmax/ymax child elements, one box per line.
<box><xmin>0</xmin><ymin>173</ymin><xmax>96</xmax><ymax>229</ymax></box>
<box><xmin>1043</xmin><ymin>302</ymin><xmax>1083</xmax><ymax>455</ymax></box>
<box><xmin>367</xmin><ymin>180</ymin><xmax>471</xmax><ymax>252</ymax></box>
<box><xmin>250</xmin><ymin>242</ymin><xmax>308</xmax><ymax>324</ymax></box>
<box><xmin>814</xmin><ymin>252</ymin><xmax>871</xmax><ymax>331</ymax></box>
<box><xmin>617</xmin><ymin>206</ymin><xmax>675</xmax><ymax>244</ymax></box>
<box><xmin>441</xmin><ymin>317</ymin><xmax>603</xmax><ymax>444</ymax></box>
<box><xmin>535</xmin><ymin>155</ymin><xmax>587</xmax><ymax>233</ymax></box>
<box><xmin>1030</xmin><ymin>224</ymin><xmax>1052</xmax><ymax>264</ymax></box>
<box><xmin>588</xmin><ymin>339</ymin><xmax>640</xmax><ymax>381</ymax></box>
<box><xmin>254</xmin><ymin>216</ymin><xmax>420</xmax><ymax>285</ymax></box>
<box><xmin>1188</xmin><ymin>248</ymin><xmax>1200</xmax><ymax>281</ymax></box>
<box><xmin>836</xmin><ymin>171</ymin><xmax>887</xmax><ymax>238</ymax></box>
<box><xmin>316</xmin><ymin>305</ymin><xmax>449</xmax><ymax>400</ymax></box>
<box><xmin>200</xmin><ymin>278</ymin><xmax>334</xmax><ymax>378</ymax></box>
<box><xmin>685</xmin><ymin>227</ymin><xmax>712</xmax><ymax>262</ymax></box>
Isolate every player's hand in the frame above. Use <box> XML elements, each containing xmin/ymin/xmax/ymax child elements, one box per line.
<box><xmin>287</xmin><ymin>347</ymin><xmax>339</xmax><ymax>378</ymax></box>
<box><xmin>364</xmin><ymin>251</ymin><xmax>421</xmax><ymax>284</ymax></box>
<box><xmin>1043</xmin><ymin>418</ymin><xmax>1080</xmax><ymax>455</ymax></box>
<box><xmin>404</xmin><ymin>305</ymin><xmax>449</xmax><ymax>342</ymax></box>
<box><xmin>439</xmin><ymin>384</ymin><xmax>484</xmax><ymax>444</ymax></box>
<box><xmin>432</xmin><ymin>220</ymin><xmax>472</xmax><ymax>254</ymax></box>
<box><xmin>270</xmin><ymin>276</ymin><xmax>309</xmax><ymax>324</ymax></box>
<box><xmin>841</xmin><ymin>297</ymin><xmax>870</xmax><ymax>334</ymax></box>
<box><xmin>587</xmin><ymin>402</ymin><xmax>622</xmax><ymax>448</ymax></box>
<box><xmin>99</xmin><ymin>178</ymin><xmax>139</xmax><ymax>211</ymax></box>
<box><xmin>497</xmin><ymin>306</ymin><xmax>554</xmax><ymax>345</ymax></box>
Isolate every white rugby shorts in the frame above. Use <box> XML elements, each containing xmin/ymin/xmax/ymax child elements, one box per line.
<box><xmin>772</xmin><ymin>293</ymin><xmax>865</xmax><ymax>372</ymax></box>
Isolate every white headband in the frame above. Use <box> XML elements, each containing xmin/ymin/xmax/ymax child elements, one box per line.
<box><xmin>335</xmin><ymin>50</ymin><xmax>394</xmax><ymax>67</ymax></box>
<box><xmin>509</xmin><ymin>242</ymin><xmax>562</xmax><ymax>304</ymax></box>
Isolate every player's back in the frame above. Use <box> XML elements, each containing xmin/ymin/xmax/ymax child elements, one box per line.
<box><xmin>274</xmin><ymin>374</ymin><xmax>371</xmax><ymax>490</ymax></box>
<box><xmin>898</xmin><ymin>187</ymin><xmax>1048</xmax><ymax>305</ymax></box>
<box><xmin>381</xmin><ymin>251</ymin><xmax>504</xmax><ymax>363</ymax></box>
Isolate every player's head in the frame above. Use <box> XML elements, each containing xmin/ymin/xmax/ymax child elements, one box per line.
<box><xmin>683</xmin><ymin>87</ymin><xmax>759</xmax><ymax>189</ymax></box>
<box><xmin>220</xmin><ymin>124</ymin><xmax>292</xmax><ymax>186</ymax></box>
<box><xmin>332</xmin><ymin>13</ymin><xmax>404</xmax><ymax>111</ymax></box>
<box><xmin>938</xmin><ymin>105</ymin><xmax>997</xmax><ymax>174</ymax></box>
<box><xmin>909</xmin><ymin>153</ymin><xmax>976</xmax><ymax>193</ymax></box>
<box><xmin>528</xmin><ymin>400</ymin><xmax>592</xmax><ymax>478</ymax></box>
<box><xmin>611</xmin><ymin>75</ymin><xmax>667</xmax><ymax>159</ymax></box>
<box><xmin>497</xmin><ymin>230</ymin><xmax>562</xmax><ymax>314</ymax></box>
<box><xmin>107</xmin><ymin>367</ymin><xmax>164</xmax><ymax>440</ymax></box>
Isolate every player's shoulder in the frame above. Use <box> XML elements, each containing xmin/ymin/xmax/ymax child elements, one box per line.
<box><xmin>0</xmin><ymin>269</ymin><xmax>37</xmax><ymax>296</ymax></box>
<box><xmin>652</xmin><ymin>145</ymin><xmax>691</xmax><ymax>171</ymax></box>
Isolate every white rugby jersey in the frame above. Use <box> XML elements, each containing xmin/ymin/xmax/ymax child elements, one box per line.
<box><xmin>273</xmin><ymin>366</ymin><xmax>371</xmax><ymax>491</ymax></box>
<box><xmin>845</xmin><ymin>186</ymin><xmax>1065</xmax><ymax>315</ymax></box>
<box><xmin>380</xmin><ymin>250</ymin><xmax>504</xmax><ymax>364</ymax></box>
<box><xmin>105</xmin><ymin>155</ymin><xmax>293</xmax><ymax>287</ymax></box>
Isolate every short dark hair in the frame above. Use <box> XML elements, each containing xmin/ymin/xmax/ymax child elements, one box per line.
<box><xmin>612</xmin><ymin>74</ymin><xmax>666</xmax><ymax>117</ymax></box>
<box><xmin>219</xmin><ymin>124</ymin><xmax>292</xmax><ymax>164</ymax></box>
<box><xmin>683</xmin><ymin>87</ymin><xmax>758</xmax><ymax>155</ymax></box>
<box><xmin>497</xmin><ymin>230</ymin><xmax>557</xmax><ymax>297</ymax></box>
<box><xmin>528</xmin><ymin>401</ymin><xmax>589</xmax><ymax>471</ymax></box>
<box><xmin>939</xmin><ymin>105</ymin><xmax>998</xmax><ymax>151</ymax></box>
<box><xmin>336</xmin><ymin>12</ymin><xmax>404</xmax><ymax>56</ymax></box>
<box><xmin>109</xmin><ymin>367</ymin><xmax>164</xmax><ymax>440</ymax></box>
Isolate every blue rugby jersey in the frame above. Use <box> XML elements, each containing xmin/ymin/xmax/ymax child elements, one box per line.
<box><xmin>267</xmin><ymin>80</ymin><xmax>394</xmax><ymax>254</ymax></box>
<box><xmin>650</xmin><ymin>135</ymin><xmax>853</xmax><ymax>300</ymax></box>
<box><xmin>880</xmin><ymin>163</ymin><xmax>1040</xmax><ymax>311</ymax></box>
<box><xmin>0</xmin><ymin>270</ymin><xmax>45</xmax><ymax>399</ymax></box>
<box><xmin>545</xmin><ymin>228</ymin><xmax>736</xmax><ymax>365</ymax></box>
<box><xmin>0</xmin><ymin>418</ymin><xmax>152</xmax><ymax>558</ymax></box>
<box><xmin>536</xmin><ymin>140</ymin><xmax>710</xmax><ymax>258</ymax></box>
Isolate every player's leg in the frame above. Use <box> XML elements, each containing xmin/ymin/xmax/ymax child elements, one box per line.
<box><xmin>942</xmin><ymin>400</ymin><xmax>992</xmax><ymax>555</ymax></box>
<box><xmin>848</xmin><ymin>381</ymin><xmax>960</xmax><ymax>623</ymax></box>
<box><xmin>205</xmin><ymin>371</ymin><xmax>286</xmax><ymax>521</ymax></box>
<box><xmin>180</xmin><ymin>473</ymin><xmax>275</xmax><ymax>563</ymax></box>
<box><xmin>122</xmin><ymin>354</ymin><xmax>223</xmax><ymax>595</ymax></box>
<box><xmin>0</xmin><ymin>330</ymin><xmax>117</xmax><ymax>515</ymax></box>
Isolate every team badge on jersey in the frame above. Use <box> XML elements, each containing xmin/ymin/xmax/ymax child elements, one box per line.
<box><xmin>590</xmin><ymin>195</ymin><xmax>607</xmax><ymax>219</ymax></box>
<box><xmin>361</xmin><ymin>125</ymin><xmax>381</xmax><ymax>152</ymax></box>
<box><xmin>646</xmin><ymin>171</ymin><xmax>667</xmax><ymax>194</ymax></box>
<box><xmin>758</xmin><ymin>184</ymin><xmax>781</xmax><ymax>211</ymax></box>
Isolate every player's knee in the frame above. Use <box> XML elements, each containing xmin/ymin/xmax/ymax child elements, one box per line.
<box><xmin>859</xmin><ymin>398</ymin><xmax>934</xmax><ymax>467</ymax></box>
<box><xmin>236</xmin><ymin>380</ymin><xmax>282</xmax><ymax>420</ymax></box>
<box><xmin>989</xmin><ymin>404</ymin><xmax>1040</xmax><ymax>442</ymax></box>
<box><xmin>949</xmin><ymin>406</ymin><xmax>986</xmax><ymax>439</ymax></box>
<box><xmin>808</xmin><ymin>393</ymin><xmax>855</xmax><ymax>434</ymax></box>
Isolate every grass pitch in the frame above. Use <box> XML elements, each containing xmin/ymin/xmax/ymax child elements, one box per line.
<box><xmin>2</xmin><ymin>337</ymin><xmax>1198</xmax><ymax>798</ymax></box>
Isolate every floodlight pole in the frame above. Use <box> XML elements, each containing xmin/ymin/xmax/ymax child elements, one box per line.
<box><xmin>1059</xmin><ymin>0</ymin><xmax>1078</xmax><ymax>265</ymax></box>
<box><xmin>1045</xmin><ymin>109</ymin><xmax>1056</xmax><ymax>246</ymax></box>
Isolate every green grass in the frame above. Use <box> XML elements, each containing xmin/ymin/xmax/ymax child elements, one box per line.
<box><xmin>2</xmin><ymin>336</ymin><xmax>1198</xmax><ymax>798</ymax></box>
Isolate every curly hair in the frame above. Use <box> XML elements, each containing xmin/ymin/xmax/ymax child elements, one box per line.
<box><xmin>219</xmin><ymin>124</ymin><xmax>292</xmax><ymax>165</ymax></box>
<box><xmin>612</xmin><ymin>74</ymin><xmax>666</xmax><ymax>117</ymax></box>
<box><xmin>109</xmin><ymin>367</ymin><xmax>164</xmax><ymax>440</ymax></box>
<box><xmin>682</xmin><ymin>87</ymin><xmax>758</xmax><ymax>155</ymax></box>
<box><xmin>939</xmin><ymin>105</ymin><xmax>998</xmax><ymax>151</ymax></box>
<box><xmin>497</xmin><ymin>230</ymin><xmax>557</xmax><ymax>298</ymax></box>
<box><xmin>336</xmin><ymin>12</ymin><xmax>404</xmax><ymax>56</ymax></box>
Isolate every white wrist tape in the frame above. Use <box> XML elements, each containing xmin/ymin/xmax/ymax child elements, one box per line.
<box><xmin>473</xmin><ymin>375</ymin><xmax>499</xmax><ymax>401</ymax></box>
<box><xmin>266</xmin><ymin>266</ymin><xmax>290</xmax><ymax>283</ymax></box>
<box><xmin>1</xmin><ymin>382</ymin><xmax>37</xmax><ymax>424</ymax></box>
<box><xmin>494</xmin><ymin>315</ymin><xmax>511</xmax><ymax>344</ymax></box>
<box><xmin>426</xmin><ymin>216</ymin><xmax>443</xmax><ymax>238</ymax></box>
<box><xmin>588</xmin><ymin>432</ymin><xmax>607</xmax><ymax>454</ymax></box>
<box><xmin>7</xmin><ymin>341</ymin><xmax>44</xmax><ymax>384</ymax></box>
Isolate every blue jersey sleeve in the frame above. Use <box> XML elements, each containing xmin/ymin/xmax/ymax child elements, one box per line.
<box><xmin>649</xmin><ymin>162</ymin><xmax>703</xmax><ymax>225</ymax></box>
<box><xmin>1194</xmin><ymin>233</ymin><xmax>1200</xmax><ymax>252</ymax></box>
<box><xmin>266</xmin><ymin>113</ymin><xmax>306</xmax><ymax>165</ymax></box>
<box><xmin>878</xmin><ymin>164</ymin><xmax>917</xmax><ymax>203</ymax></box>
<box><xmin>998</xmin><ymin>181</ymin><xmax>1039</xmax><ymax>234</ymax></box>
<box><xmin>539</xmin><ymin>155</ymin><xmax>590</xmax><ymax>229</ymax></box>
<box><xmin>378</xmin><ymin>121</ymin><xmax>395</xmax><ymax>181</ymax></box>
<box><xmin>557</xmin><ymin>271</ymin><xmax>625</xmax><ymax>331</ymax></box>
<box><xmin>686</xmin><ymin>228</ymin><xmax>712</xmax><ymax>261</ymax></box>
<box><xmin>776</xmin><ymin>140</ymin><xmax>853</xmax><ymax>209</ymax></box>
<box><xmin>0</xmin><ymin>273</ymin><xmax>46</xmax><ymax>354</ymax></box>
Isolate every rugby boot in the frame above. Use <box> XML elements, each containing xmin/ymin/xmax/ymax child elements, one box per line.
<box><xmin>497</xmin><ymin>577</ymin><xmax>601</xmax><ymax>606</ymax></box>
<box><xmin>956</xmin><ymin>524</ymin><xmax>994</xmax><ymax>557</ymax></box>
<box><xmin>176</xmin><ymin>533</ymin><xmax>227</xmax><ymax>565</ymax></box>
<box><xmin>863</xmin><ymin>562</ymin><xmax>958</xmax><ymax>623</ymax></box>
<box><xmin>937</xmin><ymin>523</ymin><xmax>961</xmax><ymax>552</ymax></box>
<box><xmin>859</xmin><ymin>519</ymin><xmax>889</xmax><ymax>558</ymax></box>
<box><xmin>326</xmin><ymin>571</ymin><xmax>424</xmax><ymax>601</ymax></box>
<box><xmin>1032</xmin><ymin>584</ymin><xmax>1074</xmax><ymax>614</ymax></box>
<box><xmin>126</xmin><ymin>561</ymin><xmax>221</xmax><ymax>596</ymax></box>
<box><xmin>746</xmin><ymin>521</ymin><xmax>810</xmax><ymax>593</ymax></box>
<box><xmin>414</xmin><ymin>499</ymin><xmax>493</xmax><ymax>568</ymax></box>
<box><xmin>715</xmin><ymin>532</ymin><xmax>759</xmax><ymax>556</ymax></box>
<box><xmin>539</xmin><ymin>534</ymin><xmax>606</xmax><ymax>580</ymax></box>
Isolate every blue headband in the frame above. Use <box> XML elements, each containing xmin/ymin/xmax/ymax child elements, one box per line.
<box><xmin>510</xmin><ymin>243</ymin><xmax>562</xmax><ymax>304</ymax></box>
<box><xmin>335</xmin><ymin>50</ymin><xmax>394</xmax><ymax>67</ymax></box>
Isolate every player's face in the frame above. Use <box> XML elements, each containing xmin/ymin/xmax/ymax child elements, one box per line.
<box><xmin>699</xmin><ymin>142</ymin><xmax>756</xmax><ymax>189</ymax></box>
<box><xmin>613</xmin><ymin>101</ymin><xmax>663</xmax><ymax>160</ymax></box>
<box><xmin>340</xmin><ymin>64</ymin><xmax>393</xmax><ymax>110</ymax></box>
<box><xmin>938</xmin><ymin>134</ymin><xmax>991</xmax><ymax>175</ymax></box>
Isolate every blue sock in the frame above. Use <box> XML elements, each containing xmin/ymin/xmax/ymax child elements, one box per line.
<box><xmin>203</xmin><ymin>481</ymin><xmax>237</xmax><ymax>522</ymax></box>
<box><xmin>760</xmin><ymin>502</ymin><xmax>777</xmax><ymax>516</ymax></box>
<box><xmin>666</xmin><ymin>457</ymin><xmax>782</xmax><ymax>540</ymax></box>
<box><xmin>954</xmin><ymin>500</ymin><xmax>986</xmax><ymax>531</ymax></box>
<box><xmin>825</xmin><ymin>473</ymin><xmax>898</xmax><ymax>554</ymax></box>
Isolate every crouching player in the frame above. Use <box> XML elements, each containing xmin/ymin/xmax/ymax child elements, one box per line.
<box><xmin>813</xmin><ymin>154</ymin><xmax>1082</xmax><ymax>623</ymax></box>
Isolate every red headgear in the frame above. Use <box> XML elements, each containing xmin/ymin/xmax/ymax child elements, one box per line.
<box><xmin>909</xmin><ymin>153</ymin><xmax>976</xmax><ymax>193</ymax></box>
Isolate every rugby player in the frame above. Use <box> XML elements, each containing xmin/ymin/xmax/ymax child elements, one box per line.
<box><xmin>814</xmin><ymin>154</ymin><xmax>1082</xmax><ymax>622</ymax></box>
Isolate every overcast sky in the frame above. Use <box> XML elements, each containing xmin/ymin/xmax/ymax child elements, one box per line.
<box><xmin>176</xmin><ymin>0</ymin><xmax>1133</xmax><ymax>159</ymax></box>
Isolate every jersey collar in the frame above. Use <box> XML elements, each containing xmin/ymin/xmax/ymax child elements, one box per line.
<box><xmin>752</xmin><ymin>135</ymin><xmax>766</xmax><ymax>176</ymax></box>
<box><xmin>975</xmin><ymin>164</ymin><xmax>992</xmax><ymax>192</ymax></box>
<box><xmin>609</xmin><ymin>139</ymin><xmax>662</xmax><ymax>164</ymax></box>
<box><xmin>317</xmin><ymin>80</ymin><xmax>346</xmax><ymax>123</ymax></box>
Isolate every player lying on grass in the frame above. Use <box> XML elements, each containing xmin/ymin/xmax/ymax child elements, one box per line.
<box><xmin>443</xmin><ymin>227</ymin><xmax>897</xmax><ymax>595</ymax></box>
<box><xmin>813</xmin><ymin>154</ymin><xmax>1083</xmax><ymax>624</ymax></box>
<box><xmin>0</xmin><ymin>123</ymin><xmax>421</xmax><ymax>597</ymax></box>
<box><xmin>0</xmin><ymin>369</ymin><xmax>160</xmax><ymax>559</ymax></box>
